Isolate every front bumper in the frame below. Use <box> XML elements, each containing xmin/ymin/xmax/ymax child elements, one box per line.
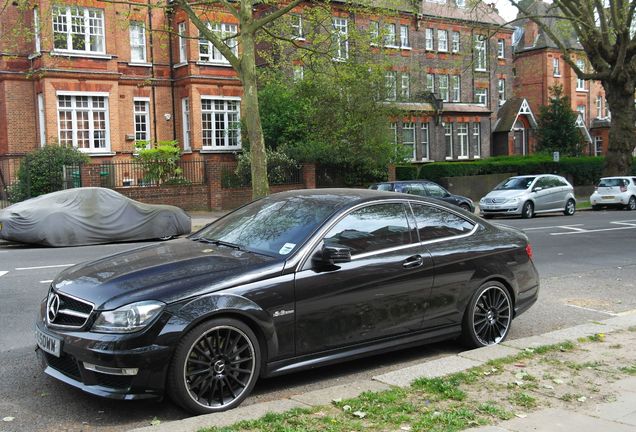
<box><xmin>479</xmin><ymin>201</ymin><xmax>522</xmax><ymax>216</ymax></box>
<box><xmin>35</xmin><ymin>303</ymin><xmax>174</xmax><ymax>400</ymax></box>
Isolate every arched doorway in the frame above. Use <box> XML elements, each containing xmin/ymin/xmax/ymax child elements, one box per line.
<box><xmin>513</xmin><ymin>120</ymin><xmax>527</xmax><ymax>155</ymax></box>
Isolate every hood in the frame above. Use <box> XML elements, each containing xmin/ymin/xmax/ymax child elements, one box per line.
<box><xmin>52</xmin><ymin>238</ymin><xmax>281</xmax><ymax>310</ymax></box>
<box><xmin>482</xmin><ymin>189</ymin><xmax>529</xmax><ymax>200</ymax></box>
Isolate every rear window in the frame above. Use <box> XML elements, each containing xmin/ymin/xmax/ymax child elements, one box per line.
<box><xmin>370</xmin><ymin>183</ymin><xmax>394</xmax><ymax>192</ymax></box>
<box><xmin>598</xmin><ymin>178</ymin><xmax>626</xmax><ymax>187</ymax></box>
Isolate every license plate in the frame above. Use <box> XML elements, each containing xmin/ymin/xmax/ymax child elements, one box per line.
<box><xmin>35</xmin><ymin>326</ymin><xmax>62</xmax><ymax>357</ymax></box>
<box><xmin>602</xmin><ymin>196</ymin><xmax>615</xmax><ymax>199</ymax></box>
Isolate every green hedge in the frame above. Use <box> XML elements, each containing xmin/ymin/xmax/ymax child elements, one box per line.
<box><xmin>395</xmin><ymin>156</ymin><xmax>634</xmax><ymax>186</ymax></box>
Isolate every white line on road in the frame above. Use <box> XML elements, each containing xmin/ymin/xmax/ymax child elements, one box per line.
<box><xmin>523</xmin><ymin>224</ymin><xmax>584</xmax><ymax>231</ymax></box>
<box><xmin>0</xmin><ymin>271</ymin><xmax>8</xmax><ymax>277</ymax></box>
<box><xmin>565</xmin><ymin>303</ymin><xmax>619</xmax><ymax>316</ymax></box>
<box><xmin>15</xmin><ymin>264</ymin><xmax>74</xmax><ymax>271</ymax></box>
<box><xmin>39</xmin><ymin>280</ymin><xmax>53</xmax><ymax>284</ymax></box>
<box><xmin>551</xmin><ymin>225</ymin><xmax>636</xmax><ymax>236</ymax></box>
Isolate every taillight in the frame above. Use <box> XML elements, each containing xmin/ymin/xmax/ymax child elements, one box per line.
<box><xmin>620</xmin><ymin>186</ymin><xmax>627</xmax><ymax>192</ymax></box>
<box><xmin>526</xmin><ymin>244</ymin><xmax>533</xmax><ymax>260</ymax></box>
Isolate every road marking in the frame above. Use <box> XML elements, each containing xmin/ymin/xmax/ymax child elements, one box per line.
<box><xmin>551</xmin><ymin>224</ymin><xmax>636</xmax><ymax>236</ymax></box>
<box><xmin>40</xmin><ymin>280</ymin><xmax>53</xmax><ymax>284</ymax></box>
<box><xmin>523</xmin><ymin>224</ymin><xmax>584</xmax><ymax>231</ymax></box>
<box><xmin>0</xmin><ymin>271</ymin><xmax>8</xmax><ymax>278</ymax></box>
<box><xmin>565</xmin><ymin>303</ymin><xmax>619</xmax><ymax>316</ymax></box>
<box><xmin>15</xmin><ymin>264</ymin><xmax>74</xmax><ymax>271</ymax></box>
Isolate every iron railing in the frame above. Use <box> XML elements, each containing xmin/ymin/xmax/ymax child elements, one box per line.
<box><xmin>220</xmin><ymin>162</ymin><xmax>303</xmax><ymax>189</ymax></box>
<box><xmin>96</xmin><ymin>159</ymin><xmax>207</xmax><ymax>188</ymax></box>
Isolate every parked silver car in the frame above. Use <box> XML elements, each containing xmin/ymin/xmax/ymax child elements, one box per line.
<box><xmin>590</xmin><ymin>177</ymin><xmax>636</xmax><ymax>210</ymax></box>
<box><xmin>479</xmin><ymin>175</ymin><xmax>576</xmax><ymax>219</ymax></box>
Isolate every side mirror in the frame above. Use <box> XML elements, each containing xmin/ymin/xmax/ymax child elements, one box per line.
<box><xmin>318</xmin><ymin>245</ymin><xmax>352</xmax><ymax>265</ymax></box>
<box><xmin>533</xmin><ymin>186</ymin><xmax>543</xmax><ymax>192</ymax></box>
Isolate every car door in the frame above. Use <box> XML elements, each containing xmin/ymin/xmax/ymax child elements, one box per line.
<box><xmin>293</xmin><ymin>202</ymin><xmax>434</xmax><ymax>355</ymax></box>
<box><xmin>532</xmin><ymin>176</ymin><xmax>553</xmax><ymax>211</ymax></box>
<box><xmin>409</xmin><ymin>203</ymin><xmax>479</xmax><ymax>328</ymax></box>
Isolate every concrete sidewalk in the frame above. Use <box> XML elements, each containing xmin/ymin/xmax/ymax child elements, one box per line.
<box><xmin>130</xmin><ymin>312</ymin><xmax>636</xmax><ymax>432</ymax></box>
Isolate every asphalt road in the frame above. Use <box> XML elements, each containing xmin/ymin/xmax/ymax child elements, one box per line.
<box><xmin>1</xmin><ymin>209</ymin><xmax>635</xmax><ymax>431</ymax></box>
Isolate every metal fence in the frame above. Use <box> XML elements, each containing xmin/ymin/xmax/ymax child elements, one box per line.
<box><xmin>96</xmin><ymin>159</ymin><xmax>207</xmax><ymax>188</ymax></box>
<box><xmin>220</xmin><ymin>163</ymin><xmax>303</xmax><ymax>189</ymax></box>
<box><xmin>0</xmin><ymin>156</ymin><xmax>23</xmax><ymax>208</ymax></box>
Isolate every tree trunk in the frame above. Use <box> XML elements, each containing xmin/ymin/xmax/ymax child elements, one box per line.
<box><xmin>240</xmin><ymin>32</ymin><xmax>270</xmax><ymax>199</ymax></box>
<box><xmin>603</xmin><ymin>80</ymin><xmax>636</xmax><ymax>176</ymax></box>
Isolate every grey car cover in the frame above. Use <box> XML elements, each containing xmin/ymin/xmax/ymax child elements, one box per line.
<box><xmin>0</xmin><ymin>187</ymin><xmax>191</xmax><ymax>246</ymax></box>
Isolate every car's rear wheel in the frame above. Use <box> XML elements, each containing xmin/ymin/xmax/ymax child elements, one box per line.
<box><xmin>459</xmin><ymin>203</ymin><xmax>471</xmax><ymax>212</ymax></box>
<box><xmin>521</xmin><ymin>201</ymin><xmax>534</xmax><ymax>219</ymax></box>
<box><xmin>167</xmin><ymin>318</ymin><xmax>261</xmax><ymax>414</ymax></box>
<box><xmin>627</xmin><ymin>196</ymin><xmax>636</xmax><ymax>211</ymax></box>
<box><xmin>482</xmin><ymin>214</ymin><xmax>493</xmax><ymax>219</ymax></box>
<box><xmin>563</xmin><ymin>199</ymin><xmax>576</xmax><ymax>216</ymax></box>
<box><xmin>461</xmin><ymin>282</ymin><xmax>512</xmax><ymax>348</ymax></box>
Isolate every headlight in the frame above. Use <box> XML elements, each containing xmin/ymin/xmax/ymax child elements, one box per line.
<box><xmin>92</xmin><ymin>300</ymin><xmax>165</xmax><ymax>333</ymax></box>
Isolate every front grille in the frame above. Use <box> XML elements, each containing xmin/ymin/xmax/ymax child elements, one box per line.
<box><xmin>44</xmin><ymin>352</ymin><xmax>81</xmax><ymax>380</ymax></box>
<box><xmin>94</xmin><ymin>374</ymin><xmax>134</xmax><ymax>389</ymax></box>
<box><xmin>47</xmin><ymin>290</ymin><xmax>94</xmax><ymax>329</ymax></box>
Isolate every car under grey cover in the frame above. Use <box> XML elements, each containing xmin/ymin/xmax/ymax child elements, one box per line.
<box><xmin>0</xmin><ymin>187</ymin><xmax>191</xmax><ymax>246</ymax></box>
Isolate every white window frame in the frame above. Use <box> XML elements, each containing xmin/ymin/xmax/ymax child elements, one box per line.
<box><xmin>425</xmin><ymin>28</ymin><xmax>434</xmax><ymax>51</ymax></box>
<box><xmin>475</xmin><ymin>87</ymin><xmax>488</xmax><ymax>105</ymax></box>
<box><xmin>133</xmin><ymin>97</ymin><xmax>150</xmax><ymax>147</ymax></box>
<box><xmin>385</xmin><ymin>71</ymin><xmax>397</xmax><ymax>101</ymax></box>
<box><xmin>37</xmin><ymin>93</ymin><xmax>46</xmax><ymax>147</ymax></box>
<box><xmin>199</xmin><ymin>22</ymin><xmax>238</xmax><ymax>65</ymax></box>
<box><xmin>383</xmin><ymin>23</ymin><xmax>397</xmax><ymax>47</ymax></box>
<box><xmin>444</xmin><ymin>123</ymin><xmax>453</xmax><ymax>160</ymax></box>
<box><xmin>438</xmin><ymin>75</ymin><xmax>449</xmax><ymax>102</ymax></box>
<box><xmin>458</xmin><ymin>123</ymin><xmax>469</xmax><ymax>159</ymax></box>
<box><xmin>400</xmin><ymin>74</ymin><xmax>410</xmax><ymax>101</ymax></box>
<box><xmin>52</xmin><ymin>6</ymin><xmax>105</xmax><ymax>54</ymax></box>
<box><xmin>293</xmin><ymin>65</ymin><xmax>304</xmax><ymax>82</ymax></box>
<box><xmin>596</xmin><ymin>96</ymin><xmax>603</xmax><ymax>118</ymax></box>
<box><xmin>332</xmin><ymin>17</ymin><xmax>349</xmax><ymax>61</ymax></box>
<box><xmin>498</xmin><ymin>78</ymin><xmax>506</xmax><ymax>104</ymax></box>
<box><xmin>291</xmin><ymin>14</ymin><xmax>304</xmax><ymax>40</ymax></box>
<box><xmin>605</xmin><ymin>98</ymin><xmax>610</xmax><ymax>118</ymax></box>
<box><xmin>456</xmin><ymin>0</ymin><xmax>466</xmax><ymax>7</ymax></box>
<box><xmin>472</xmin><ymin>123</ymin><xmax>481</xmax><ymax>158</ymax></box>
<box><xmin>426</xmin><ymin>73</ymin><xmax>435</xmax><ymax>94</ymax></box>
<box><xmin>438</xmin><ymin>30</ymin><xmax>448</xmax><ymax>52</ymax></box>
<box><xmin>182</xmin><ymin>97</ymin><xmax>191</xmax><ymax>152</ymax></box>
<box><xmin>369</xmin><ymin>21</ymin><xmax>379</xmax><ymax>44</ymax></box>
<box><xmin>474</xmin><ymin>35</ymin><xmax>487</xmax><ymax>71</ymax></box>
<box><xmin>56</xmin><ymin>91</ymin><xmax>110</xmax><ymax>154</ymax></box>
<box><xmin>451</xmin><ymin>75</ymin><xmax>460</xmax><ymax>102</ymax></box>
<box><xmin>497</xmin><ymin>39</ymin><xmax>505</xmax><ymax>59</ymax></box>
<box><xmin>594</xmin><ymin>136</ymin><xmax>603</xmax><ymax>156</ymax></box>
<box><xmin>577</xmin><ymin>105</ymin><xmax>586</xmax><ymax>123</ymax></box>
<box><xmin>178</xmin><ymin>22</ymin><xmax>187</xmax><ymax>64</ymax></box>
<box><xmin>390</xmin><ymin>122</ymin><xmax>398</xmax><ymax>145</ymax></box>
<box><xmin>400</xmin><ymin>25</ymin><xmax>410</xmax><ymax>48</ymax></box>
<box><xmin>451</xmin><ymin>31</ymin><xmax>460</xmax><ymax>53</ymax></box>
<box><xmin>201</xmin><ymin>96</ymin><xmax>241</xmax><ymax>150</ymax></box>
<box><xmin>129</xmin><ymin>21</ymin><xmax>147</xmax><ymax>63</ymax></box>
<box><xmin>402</xmin><ymin>122</ymin><xmax>416</xmax><ymax>161</ymax></box>
<box><xmin>553</xmin><ymin>57</ymin><xmax>560</xmax><ymax>76</ymax></box>
<box><xmin>34</xmin><ymin>8</ymin><xmax>41</xmax><ymax>53</ymax></box>
<box><xmin>421</xmin><ymin>123</ymin><xmax>430</xmax><ymax>160</ymax></box>
<box><xmin>576</xmin><ymin>59</ymin><xmax>586</xmax><ymax>90</ymax></box>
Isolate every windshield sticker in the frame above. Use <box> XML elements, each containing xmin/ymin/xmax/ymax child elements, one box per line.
<box><xmin>279</xmin><ymin>243</ymin><xmax>296</xmax><ymax>255</ymax></box>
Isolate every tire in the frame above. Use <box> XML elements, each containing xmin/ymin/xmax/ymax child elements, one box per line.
<box><xmin>167</xmin><ymin>318</ymin><xmax>261</xmax><ymax>414</ymax></box>
<box><xmin>482</xmin><ymin>214</ymin><xmax>493</xmax><ymax>219</ymax></box>
<box><xmin>521</xmin><ymin>201</ymin><xmax>534</xmax><ymax>219</ymax></box>
<box><xmin>592</xmin><ymin>205</ymin><xmax>601</xmax><ymax>211</ymax></box>
<box><xmin>461</xmin><ymin>281</ymin><xmax>513</xmax><ymax>348</ymax></box>
<box><xmin>459</xmin><ymin>203</ymin><xmax>471</xmax><ymax>212</ymax></box>
<box><xmin>627</xmin><ymin>196</ymin><xmax>636</xmax><ymax>211</ymax></box>
<box><xmin>563</xmin><ymin>199</ymin><xmax>576</xmax><ymax>216</ymax></box>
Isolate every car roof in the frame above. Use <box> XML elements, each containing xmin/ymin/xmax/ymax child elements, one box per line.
<box><xmin>266</xmin><ymin>188</ymin><xmax>445</xmax><ymax>208</ymax></box>
<box><xmin>373</xmin><ymin>180</ymin><xmax>434</xmax><ymax>184</ymax></box>
<box><xmin>600</xmin><ymin>176</ymin><xmax>632</xmax><ymax>179</ymax></box>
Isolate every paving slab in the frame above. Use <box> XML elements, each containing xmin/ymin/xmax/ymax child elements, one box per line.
<box><xmin>498</xmin><ymin>408</ymin><xmax>636</xmax><ymax>432</ymax></box>
<box><xmin>458</xmin><ymin>344</ymin><xmax>520</xmax><ymax>363</ymax></box>
<box><xmin>500</xmin><ymin>335</ymin><xmax>562</xmax><ymax>350</ymax></box>
<box><xmin>603</xmin><ymin>313</ymin><xmax>636</xmax><ymax>328</ymax></box>
<box><xmin>469</xmin><ymin>427</ymin><xmax>511</xmax><ymax>432</ymax></box>
<box><xmin>609</xmin><ymin>377</ymin><xmax>636</xmax><ymax>394</ymax></box>
<box><xmin>128</xmin><ymin>399</ymin><xmax>309</xmax><ymax>432</ymax></box>
<box><xmin>590</xmin><ymin>392</ymin><xmax>636</xmax><ymax>422</ymax></box>
<box><xmin>373</xmin><ymin>355</ymin><xmax>481</xmax><ymax>387</ymax></box>
<box><xmin>542</xmin><ymin>322</ymin><xmax>622</xmax><ymax>341</ymax></box>
<box><xmin>290</xmin><ymin>379</ymin><xmax>391</xmax><ymax>406</ymax></box>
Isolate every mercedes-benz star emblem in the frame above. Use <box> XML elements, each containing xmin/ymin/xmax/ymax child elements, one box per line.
<box><xmin>47</xmin><ymin>293</ymin><xmax>60</xmax><ymax>323</ymax></box>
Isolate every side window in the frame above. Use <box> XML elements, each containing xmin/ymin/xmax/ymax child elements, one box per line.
<box><xmin>323</xmin><ymin>203</ymin><xmax>412</xmax><ymax>255</ymax></box>
<box><xmin>425</xmin><ymin>183</ymin><xmax>447</xmax><ymax>198</ymax></box>
<box><xmin>411</xmin><ymin>204</ymin><xmax>475</xmax><ymax>241</ymax></box>
<box><xmin>403</xmin><ymin>183</ymin><xmax>426</xmax><ymax>196</ymax></box>
<box><xmin>535</xmin><ymin>177</ymin><xmax>550</xmax><ymax>189</ymax></box>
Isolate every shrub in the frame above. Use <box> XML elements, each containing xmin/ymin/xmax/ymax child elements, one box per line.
<box><xmin>9</xmin><ymin>145</ymin><xmax>90</xmax><ymax>202</ymax></box>
<box><xmin>235</xmin><ymin>149</ymin><xmax>301</xmax><ymax>186</ymax></box>
<box><xmin>134</xmin><ymin>140</ymin><xmax>182</xmax><ymax>185</ymax></box>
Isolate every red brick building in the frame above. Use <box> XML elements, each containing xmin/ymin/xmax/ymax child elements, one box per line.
<box><xmin>0</xmin><ymin>0</ymin><xmax>514</xmax><ymax>179</ymax></box>
<box><xmin>511</xmin><ymin>0</ymin><xmax>610</xmax><ymax>156</ymax></box>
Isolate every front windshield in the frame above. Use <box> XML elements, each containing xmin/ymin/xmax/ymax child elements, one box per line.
<box><xmin>194</xmin><ymin>194</ymin><xmax>345</xmax><ymax>257</ymax></box>
<box><xmin>495</xmin><ymin>177</ymin><xmax>535</xmax><ymax>191</ymax></box>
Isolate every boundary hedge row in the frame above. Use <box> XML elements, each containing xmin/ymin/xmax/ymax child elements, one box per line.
<box><xmin>395</xmin><ymin>156</ymin><xmax>636</xmax><ymax>186</ymax></box>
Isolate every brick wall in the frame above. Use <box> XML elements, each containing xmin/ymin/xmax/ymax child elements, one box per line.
<box><xmin>116</xmin><ymin>185</ymin><xmax>210</xmax><ymax>211</ymax></box>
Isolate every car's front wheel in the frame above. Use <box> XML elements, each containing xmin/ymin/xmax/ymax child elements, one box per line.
<box><xmin>168</xmin><ymin>318</ymin><xmax>261</xmax><ymax>414</ymax></box>
<box><xmin>564</xmin><ymin>199</ymin><xmax>576</xmax><ymax>216</ymax></box>
<box><xmin>626</xmin><ymin>196</ymin><xmax>636</xmax><ymax>211</ymax></box>
<box><xmin>461</xmin><ymin>282</ymin><xmax>512</xmax><ymax>348</ymax></box>
<box><xmin>521</xmin><ymin>201</ymin><xmax>534</xmax><ymax>219</ymax></box>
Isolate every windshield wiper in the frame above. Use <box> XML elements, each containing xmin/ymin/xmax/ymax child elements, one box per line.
<box><xmin>192</xmin><ymin>237</ymin><xmax>244</xmax><ymax>250</ymax></box>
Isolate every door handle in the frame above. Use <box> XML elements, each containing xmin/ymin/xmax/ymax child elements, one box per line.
<box><xmin>403</xmin><ymin>254</ymin><xmax>424</xmax><ymax>269</ymax></box>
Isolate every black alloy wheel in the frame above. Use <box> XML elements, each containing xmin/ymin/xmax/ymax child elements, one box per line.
<box><xmin>564</xmin><ymin>199</ymin><xmax>576</xmax><ymax>216</ymax></box>
<box><xmin>521</xmin><ymin>201</ymin><xmax>534</xmax><ymax>219</ymax></box>
<box><xmin>461</xmin><ymin>282</ymin><xmax>512</xmax><ymax>347</ymax></box>
<box><xmin>627</xmin><ymin>196</ymin><xmax>636</xmax><ymax>211</ymax></box>
<box><xmin>168</xmin><ymin>318</ymin><xmax>261</xmax><ymax>414</ymax></box>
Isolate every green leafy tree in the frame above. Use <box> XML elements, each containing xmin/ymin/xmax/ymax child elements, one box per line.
<box><xmin>9</xmin><ymin>145</ymin><xmax>90</xmax><ymax>202</ymax></box>
<box><xmin>510</xmin><ymin>0</ymin><xmax>636</xmax><ymax>175</ymax></box>
<box><xmin>134</xmin><ymin>140</ymin><xmax>183</xmax><ymax>185</ymax></box>
<box><xmin>536</xmin><ymin>84</ymin><xmax>584</xmax><ymax>156</ymax></box>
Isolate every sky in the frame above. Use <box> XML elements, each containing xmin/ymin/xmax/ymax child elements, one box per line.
<box><xmin>492</xmin><ymin>0</ymin><xmax>519</xmax><ymax>22</ymax></box>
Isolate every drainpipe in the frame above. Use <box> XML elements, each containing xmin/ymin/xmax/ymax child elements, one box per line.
<box><xmin>167</xmin><ymin>5</ymin><xmax>177</xmax><ymax>140</ymax></box>
<box><xmin>147</xmin><ymin>0</ymin><xmax>158</xmax><ymax>142</ymax></box>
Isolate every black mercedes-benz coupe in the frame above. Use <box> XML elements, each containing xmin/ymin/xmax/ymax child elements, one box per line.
<box><xmin>36</xmin><ymin>189</ymin><xmax>539</xmax><ymax>414</ymax></box>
